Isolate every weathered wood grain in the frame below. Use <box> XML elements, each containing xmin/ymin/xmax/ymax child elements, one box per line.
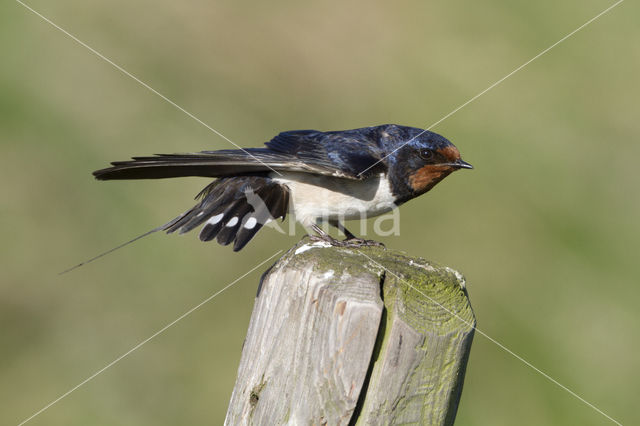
<box><xmin>225</xmin><ymin>238</ymin><xmax>475</xmax><ymax>426</ymax></box>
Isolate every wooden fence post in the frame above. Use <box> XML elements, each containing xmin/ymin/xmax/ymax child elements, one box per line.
<box><xmin>225</xmin><ymin>237</ymin><xmax>475</xmax><ymax>425</ymax></box>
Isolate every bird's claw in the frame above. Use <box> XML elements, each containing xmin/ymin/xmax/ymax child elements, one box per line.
<box><xmin>342</xmin><ymin>237</ymin><xmax>386</xmax><ymax>248</ymax></box>
<box><xmin>308</xmin><ymin>234</ymin><xmax>385</xmax><ymax>249</ymax></box>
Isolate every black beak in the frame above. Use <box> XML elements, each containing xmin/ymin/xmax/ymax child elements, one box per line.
<box><xmin>450</xmin><ymin>159</ymin><xmax>473</xmax><ymax>169</ymax></box>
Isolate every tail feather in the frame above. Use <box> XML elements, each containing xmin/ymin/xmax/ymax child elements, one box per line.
<box><xmin>169</xmin><ymin>183</ymin><xmax>234</xmax><ymax>235</ymax></box>
<box><xmin>216</xmin><ymin>215</ymin><xmax>244</xmax><ymax>246</ymax></box>
<box><xmin>233</xmin><ymin>220</ymin><xmax>265</xmax><ymax>252</ymax></box>
<box><xmin>163</xmin><ymin>176</ymin><xmax>289</xmax><ymax>251</ymax></box>
<box><xmin>209</xmin><ymin>198</ymin><xmax>248</xmax><ymax>244</ymax></box>
<box><xmin>199</xmin><ymin>217</ymin><xmax>225</xmax><ymax>242</ymax></box>
<box><xmin>231</xmin><ymin>182</ymin><xmax>288</xmax><ymax>251</ymax></box>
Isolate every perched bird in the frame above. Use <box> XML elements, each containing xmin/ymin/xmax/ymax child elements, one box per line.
<box><xmin>93</xmin><ymin>124</ymin><xmax>472</xmax><ymax>251</ymax></box>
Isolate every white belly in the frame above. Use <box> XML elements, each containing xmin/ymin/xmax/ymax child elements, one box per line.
<box><xmin>272</xmin><ymin>172</ymin><xmax>396</xmax><ymax>226</ymax></box>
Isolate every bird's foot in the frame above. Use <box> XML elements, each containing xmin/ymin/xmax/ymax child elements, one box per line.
<box><xmin>308</xmin><ymin>234</ymin><xmax>385</xmax><ymax>248</ymax></box>
<box><xmin>342</xmin><ymin>237</ymin><xmax>386</xmax><ymax>248</ymax></box>
<box><xmin>308</xmin><ymin>233</ymin><xmax>339</xmax><ymax>245</ymax></box>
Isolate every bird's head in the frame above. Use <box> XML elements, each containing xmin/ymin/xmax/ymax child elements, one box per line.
<box><xmin>381</xmin><ymin>126</ymin><xmax>472</xmax><ymax>201</ymax></box>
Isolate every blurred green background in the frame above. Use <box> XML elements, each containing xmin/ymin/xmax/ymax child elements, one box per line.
<box><xmin>2</xmin><ymin>0</ymin><xmax>638</xmax><ymax>424</ymax></box>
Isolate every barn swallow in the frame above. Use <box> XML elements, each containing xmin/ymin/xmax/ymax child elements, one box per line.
<box><xmin>93</xmin><ymin>124</ymin><xmax>472</xmax><ymax>251</ymax></box>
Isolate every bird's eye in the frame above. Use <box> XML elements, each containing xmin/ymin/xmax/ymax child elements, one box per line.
<box><xmin>419</xmin><ymin>149</ymin><xmax>433</xmax><ymax>160</ymax></box>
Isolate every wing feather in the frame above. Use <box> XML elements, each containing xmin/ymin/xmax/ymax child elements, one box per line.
<box><xmin>93</xmin><ymin>127</ymin><xmax>387</xmax><ymax>181</ymax></box>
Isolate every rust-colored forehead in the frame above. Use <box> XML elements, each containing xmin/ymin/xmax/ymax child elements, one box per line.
<box><xmin>437</xmin><ymin>145</ymin><xmax>461</xmax><ymax>162</ymax></box>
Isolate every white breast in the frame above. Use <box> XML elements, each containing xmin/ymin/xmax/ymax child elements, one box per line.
<box><xmin>272</xmin><ymin>172</ymin><xmax>397</xmax><ymax>227</ymax></box>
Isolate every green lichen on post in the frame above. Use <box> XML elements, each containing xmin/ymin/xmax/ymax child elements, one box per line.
<box><xmin>352</xmin><ymin>248</ymin><xmax>475</xmax><ymax>425</ymax></box>
<box><xmin>379</xmin><ymin>252</ymin><xmax>474</xmax><ymax>335</ymax></box>
<box><xmin>279</xmin><ymin>239</ymin><xmax>475</xmax><ymax>426</ymax></box>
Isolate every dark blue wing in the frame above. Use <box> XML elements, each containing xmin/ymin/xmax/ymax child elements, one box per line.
<box><xmin>264</xmin><ymin>129</ymin><xmax>387</xmax><ymax>179</ymax></box>
<box><xmin>94</xmin><ymin>127</ymin><xmax>388</xmax><ymax>181</ymax></box>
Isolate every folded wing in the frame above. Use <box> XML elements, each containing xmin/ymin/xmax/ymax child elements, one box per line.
<box><xmin>93</xmin><ymin>129</ymin><xmax>387</xmax><ymax>181</ymax></box>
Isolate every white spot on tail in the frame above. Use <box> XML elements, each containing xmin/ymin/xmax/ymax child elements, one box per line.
<box><xmin>208</xmin><ymin>213</ymin><xmax>223</xmax><ymax>225</ymax></box>
<box><xmin>226</xmin><ymin>217</ymin><xmax>239</xmax><ymax>227</ymax></box>
<box><xmin>245</xmin><ymin>217</ymin><xmax>258</xmax><ymax>229</ymax></box>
